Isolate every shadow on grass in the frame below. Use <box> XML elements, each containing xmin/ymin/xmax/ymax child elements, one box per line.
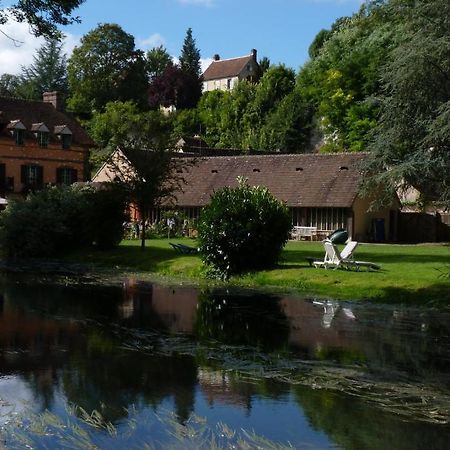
<box><xmin>372</xmin><ymin>284</ymin><xmax>450</xmax><ymax>308</ymax></box>
<box><xmin>284</xmin><ymin>246</ymin><xmax>450</xmax><ymax>265</ymax></box>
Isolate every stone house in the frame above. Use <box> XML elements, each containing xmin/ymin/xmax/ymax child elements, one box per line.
<box><xmin>0</xmin><ymin>92</ymin><xmax>92</xmax><ymax>200</ymax></box>
<box><xmin>202</xmin><ymin>49</ymin><xmax>261</xmax><ymax>92</ymax></box>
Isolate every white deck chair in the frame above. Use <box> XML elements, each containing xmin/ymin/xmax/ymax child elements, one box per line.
<box><xmin>340</xmin><ymin>240</ymin><xmax>358</xmax><ymax>260</ymax></box>
<box><xmin>313</xmin><ymin>240</ymin><xmax>380</xmax><ymax>271</ymax></box>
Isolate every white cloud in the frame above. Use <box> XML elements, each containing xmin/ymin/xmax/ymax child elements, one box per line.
<box><xmin>138</xmin><ymin>33</ymin><xmax>166</xmax><ymax>51</ymax></box>
<box><xmin>0</xmin><ymin>21</ymin><xmax>44</xmax><ymax>74</ymax></box>
<box><xmin>177</xmin><ymin>0</ymin><xmax>215</xmax><ymax>7</ymax></box>
<box><xmin>0</xmin><ymin>20</ymin><xmax>80</xmax><ymax>75</ymax></box>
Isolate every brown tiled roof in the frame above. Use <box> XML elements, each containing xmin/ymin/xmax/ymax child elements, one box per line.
<box><xmin>0</xmin><ymin>97</ymin><xmax>94</xmax><ymax>146</ymax></box>
<box><xmin>202</xmin><ymin>54</ymin><xmax>254</xmax><ymax>81</ymax></box>
<box><xmin>175</xmin><ymin>153</ymin><xmax>369</xmax><ymax>208</ymax></box>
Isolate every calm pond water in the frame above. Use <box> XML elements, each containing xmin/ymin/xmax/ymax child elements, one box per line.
<box><xmin>0</xmin><ymin>274</ymin><xmax>449</xmax><ymax>449</ymax></box>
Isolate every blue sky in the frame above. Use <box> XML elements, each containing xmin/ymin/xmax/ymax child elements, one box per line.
<box><xmin>1</xmin><ymin>0</ymin><xmax>364</xmax><ymax>74</ymax></box>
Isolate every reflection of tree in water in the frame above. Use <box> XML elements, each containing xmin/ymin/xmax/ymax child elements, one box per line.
<box><xmin>62</xmin><ymin>343</ymin><xmax>198</xmax><ymax>424</ymax></box>
<box><xmin>0</xmin><ymin>279</ymin><xmax>198</xmax><ymax>425</ymax></box>
<box><xmin>293</xmin><ymin>385</ymin><xmax>450</xmax><ymax>450</ymax></box>
<box><xmin>193</xmin><ymin>289</ymin><xmax>290</xmax><ymax>352</ymax></box>
<box><xmin>2</xmin><ymin>279</ymin><xmax>124</xmax><ymax>320</ymax></box>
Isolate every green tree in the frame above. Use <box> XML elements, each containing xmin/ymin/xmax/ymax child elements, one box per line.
<box><xmin>259</xmin><ymin>89</ymin><xmax>314</xmax><ymax>152</ymax></box>
<box><xmin>0</xmin><ymin>0</ymin><xmax>84</xmax><ymax>39</ymax></box>
<box><xmin>362</xmin><ymin>0</ymin><xmax>450</xmax><ymax>206</ymax></box>
<box><xmin>178</xmin><ymin>27</ymin><xmax>202</xmax><ymax>109</ymax></box>
<box><xmin>0</xmin><ymin>73</ymin><xmax>22</xmax><ymax>97</ymax></box>
<box><xmin>146</xmin><ymin>45</ymin><xmax>172</xmax><ymax>79</ymax></box>
<box><xmin>198</xmin><ymin>178</ymin><xmax>292</xmax><ymax>279</ymax></box>
<box><xmin>179</xmin><ymin>27</ymin><xmax>201</xmax><ymax>77</ymax></box>
<box><xmin>105</xmin><ymin>117</ymin><xmax>186</xmax><ymax>249</ymax></box>
<box><xmin>258</xmin><ymin>56</ymin><xmax>271</xmax><ymax>75</ymax></box>
<box><xmin>297</xmin><ymin>1</ymin><xmax>398</xmax><ymax>152</ymax></box>
<box><xmin>67</xmin><ymin>23</ymin><xmax>148</xmax><ymax>114</ymax></box>
<box><xmin>308</xmin><ymin>29</ymin><xmax>331</xmax><ymax>59</ymax></box>
<box><xmin>20</xmin><ymin>37</ymin><xmax>68</xmax><ymax>100</ymax></box>
<box><xmin>242</xmin><ymin>65</ymin><xmax>296</xmax><ymax>149</ymax></box>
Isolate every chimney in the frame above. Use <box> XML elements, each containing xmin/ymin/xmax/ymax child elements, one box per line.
<box><xmin>213</xmin><ymin>54</ymin><xmax>220</xmax><ymax>61</ymax></box>
<box><xmin>251</xmin><ymin>49</ymin><xmax>257</xmax><ymax>60</ymax></box>
<box><xmin>43</xmin><ymin>91</ymin><xmax>62</xmax><ymax>111</ymax></box>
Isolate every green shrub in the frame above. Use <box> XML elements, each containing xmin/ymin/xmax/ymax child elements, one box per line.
<box><xmin>77</xmin><ymin>184</ymin><xmax>128</xmax><ymax>249</ymax></box>
<box><xmin>198</xmin><ymin>178</ymin><xmax>291</xmax><ymax>279</ymax></box>
<box><xmin>0</xmin><ymin>184</ymin><xmax>128</xmax><ymax>258</ymax></box>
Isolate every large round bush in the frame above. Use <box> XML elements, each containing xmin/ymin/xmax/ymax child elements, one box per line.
<box><xmin>0</xmin><ymin>184</ymin><xmax>128</xmax><ymax>258</ymax></box>
<box><xmin>198</xmin><ymin>179</ymin><xmax>291</xmax><ymax>279</ymax></box>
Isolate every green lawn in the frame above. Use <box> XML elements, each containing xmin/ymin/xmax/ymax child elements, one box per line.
<box><xmin>65</xmin><ymin>238</ymin><xmax>450</xmax><ymax>306</ymax></box>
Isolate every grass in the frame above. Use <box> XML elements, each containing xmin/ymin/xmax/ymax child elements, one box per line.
<box><xmin>63</xmin><ymin>238</ymin><xmax>450</xmax><ymax>306</ymax></box>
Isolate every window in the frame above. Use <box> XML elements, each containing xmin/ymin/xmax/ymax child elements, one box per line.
<box><xmin>61</xmin><ymin>134</ymin><xmax>71</xmax><ymax>149</ymax></box>
<box><xmin>7</xmin><ymin>120</ymin><xmax>26</xmax><ymax>146</ymax></box>
<box><xmin>14</xmin><ymin>129</ymin><xmax>24</xmax><ymax>146</ymax></box>
<box><xmin>21</xmin><ymin>164</ymin><xmax>43</xmax><ymax>190</ymax></box>
<box><xmin>32</xmin><ymin>123</ymin><xmax>50</xmax><ymax>147</ymax></box>
<box><xmin>38</xmin><ymin>131</ymin><xmax>49</xmax><ymax>148</ymax></box>
<box><xmin>227</xmin><ymin>78</ymin><xmax>232</xmax><ymax>90</ymax></box>
<box><xmin>54</xmin><ymin>125</ymin><xmax>72</xmax><ymax>149</ymax></box>
<box><xmin>56</xmin><ymin>167</ymin><xmax>77</xmax><ymax>185</ymax></box>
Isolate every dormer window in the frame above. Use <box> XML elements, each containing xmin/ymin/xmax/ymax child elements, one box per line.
<box><xmin>7</xmin><ymin>120</ymin><xmax>26</xmax><ymax>146</ymax></box>
<box><xmin>54</xmin><ymin>125</ymin><xmax>72</xmax><ymax>149</ymax></box>
<box><xmin>62</xmin><ymin>134</ymin><xmax>72</xmax><ymax>149</ymax></box>
<box><xmin>31</xmin><ymin>123</ymin><xmax>50</xmax><ymax>148</ymax></box>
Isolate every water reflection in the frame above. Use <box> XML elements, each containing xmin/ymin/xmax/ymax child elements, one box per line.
<box><xmin>0</xmin><ymin>276</ymin><xmax>449</xmax><ymax>448</ymax></box>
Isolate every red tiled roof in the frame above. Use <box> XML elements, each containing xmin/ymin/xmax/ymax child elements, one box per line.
<box><xmin>175</xmin><ymin>153</ymin><xmax>369</xmax><ymax>208</ymax></box>
<box><xmin>202</xmin><ymin>54</ymin><xmax>255</xmax><ymax>81</ymax></box>
<box><xmin>0</xmin><ymin>97</ymin><xmax>94</xmax><ymax>146</ymax></box>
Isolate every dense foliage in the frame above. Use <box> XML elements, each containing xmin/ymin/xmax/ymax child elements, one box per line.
<box><xmin>67</xmin><ymin>23</ymin><xmax>148</xmax><ymax>114</ymax></box>
<box><xmin>2</xmin><ymin>1</ymin><xmax>448</xmax><ymax>206</ymax></box>
<box><xmin>198</xmin><ymin>178</ymin><xmax>291</xmax><ymax>279</ymax></box>
<box><xmin>0</xmin><ymin>185</ymin><xmax>128</xmax><ymax>258</ymax></box>
<box><xmin>0</xmin><ymin>0</ymin><xmax>84</xmax><ymax>38</ymax></box>
<box><xmin>361</xmin><ymin>0</ymin><xmax>450</xmax><ymax>206</ymax></box>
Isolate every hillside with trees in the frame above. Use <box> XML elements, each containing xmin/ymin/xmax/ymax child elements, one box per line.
<box><xmin>1</xmin><ymin>0</ymin><xmax>448</xmax><ymax>205</ymax></box>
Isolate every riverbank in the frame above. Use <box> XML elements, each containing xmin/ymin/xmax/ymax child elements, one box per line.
<box><xmin>55</xmin><ymin>238</ymin><xmax>449</xmax><ymax>306</ymax></box>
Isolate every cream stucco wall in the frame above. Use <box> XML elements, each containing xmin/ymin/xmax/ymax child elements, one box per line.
<box><xmin>202</xmin><ymin>76</ymin><xmax>238</xmax><ymax>92</ymax></box>
<box><xmin>352</xmin><ymin>197</ymin><xmax>397</xmax><ymax>241</ymax></box>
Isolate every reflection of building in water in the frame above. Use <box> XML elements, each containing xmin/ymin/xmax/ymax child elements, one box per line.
<box><xmin>121</xmin><ymin>279</ymin><xmax>198</xmax><ymax>333</ymax></box>
<box><xmin>279</xmin><ymin>296</ymin><xmax>359</xmax><ymax>357</ymax></box>
<box><xmin>198</xmin><ymin>369</ymin><xmax>256</xmax><ymax>412</ymax></box>
<box><xmin>0</xmin><ymin>292</ymin><xmax>81</xmax><ymax>373</ymax></box>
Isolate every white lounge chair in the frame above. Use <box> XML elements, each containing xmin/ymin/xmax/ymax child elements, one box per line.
<box><xmin>313</xmin><ymin>240</ymin><xmax>380</xmax><ymax>271</ymax></box>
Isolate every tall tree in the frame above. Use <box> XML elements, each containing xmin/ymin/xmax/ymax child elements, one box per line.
<box><xmin>67</xmin><ymin>23</ymin><xmax>148</xmax><ymax>114</ymax></box>
<box><xmin>0</xmin><ymin>0</ymin><xmax>84</xmax><ymax>39</ymax></box>
<box><xmin>362</xmin><ymin>0</ymin><xmax>450</xmax><ymax>207</ymax></box>
<box><xmin>105</xmin><ymin>116</ymin><xmax>187</xmax><ymax>250</ymax></box>
<box><xmin>178</xmin><ymin>27</ymin><xmax>202</xmax><ymax>109</ymax></box>
<box><xmin>258</xmin><ymin>56</ymin><xmax>271</xmax><ymax>76</ymax></box>
<box><xmin>20</xmin><ymin>37</ymin><xmax>68</xmax><ymax>100</ymax></box>
<box><xmin>179</xmin><ymin>27</ymin><xmax>201</xmax><ymax>77</ymax></box>
<box><xmin>146</xmin><ymin>45</ymin><xmax>172</xmax><ymax>79</ymax></box>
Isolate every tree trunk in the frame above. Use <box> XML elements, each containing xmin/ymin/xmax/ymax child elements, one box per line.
<box><xmin>140</xmin><ymin>217</ymin><xmax>146</xmax><ymax>250</ymax></box>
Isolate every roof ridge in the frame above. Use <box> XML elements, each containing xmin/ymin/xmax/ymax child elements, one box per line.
<box><xmin>209</xmin><ymin>54</ymin><xmax>253</xmax><ymax>63</ymax></box>
<box><xmin>181</xmin><ymin>152</ymin><xmax>369</xmax><ymax>160</ymax></box>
